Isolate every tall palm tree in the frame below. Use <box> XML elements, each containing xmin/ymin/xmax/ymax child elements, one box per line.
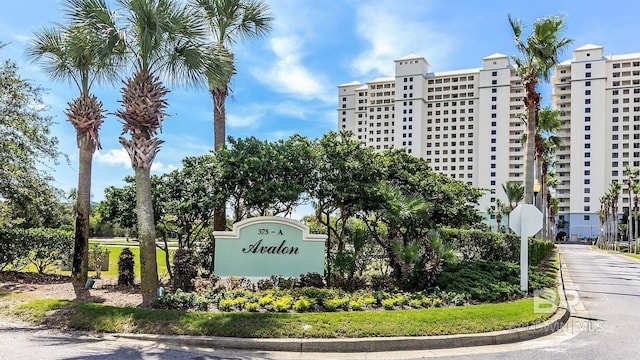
<box><xmin>536</xmin><ymin>107</ymin><xmax>561</xmax><ymax>209</ymax></box>
<box><xmin>27</xmin><ymin>6</ymin><xmax>119</xmax><ymax>288</ymax></box>
<box><xmin>509</xmin><ymin>14</ymin><xmax>572</xmax><ymax>204</ymax></box>
<box><xmin>495</xmin><ymin>199</ymin><xmax>509</xmax><ymax>232</ymax></box>
<box><xmin>625</xmin><ymin>164</ymin><xmax>639</xmax><ymax>249</ymax></box>
<box><xmin>190</xmin><ymin>0</ymin><xmax>273</xmax><ymax>231</ymax></box>
<box><xmin>549</xmin><ymin>196</ymin><xmax>560</xmax><ymax>240</ymax></box>
<box><xmin>546</xmin><ymin>173</ymin><xmax>560</xmax><ymax>239</ymax></box>
<box><xmin>502</xmin><ymin>181</ymin><xmax>524</xmax><ymax>211</ymax></box>
<box><xmin>633</xmin><ymin>181</ymin><xmax>640</xmax><ymax>253</ymax></box>
<box><xmin>609</xmin><ymin>181</ymin><xmax>622</xmax><ymax>250</ymax></box>
<box><xmin>70</xmin><ymin>0</ymin><xmax>227</xmax><ymax>303</ymax></box>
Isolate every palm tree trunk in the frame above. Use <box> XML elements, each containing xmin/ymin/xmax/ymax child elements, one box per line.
<box><xmin>134</xmin><ymin>165</ymin><xmax>159</xmax><ymax>304</ymax></box>
<box><xmin>71</xmin><ymin>132</ymin><xmax>93</xmax><ymax>288</ymax></box>
<box><xmin>212</xmin><ymin>88</ymin><xmax>227</xmax><ymax>232</ymax></box>
<box><xmin>524</xmin><ymin>92</ymin><xmax>538</xmax><ymax>204</ymax></box>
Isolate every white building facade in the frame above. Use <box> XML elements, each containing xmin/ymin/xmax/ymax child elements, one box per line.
<box><xmin>338</xmin><ymin>53</ymin><xmax>526</xmax><ymax>214</ymax></box>
<box><xmin>552</xmin><ymin>44</ymin><xmax>640</xmax><ymax>239</ymax></box>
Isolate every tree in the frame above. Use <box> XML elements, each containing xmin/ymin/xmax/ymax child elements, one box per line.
<box><xmin>27</xmin><ymin>2</ymin><xmax>119</xmax><ymax>286</ymax></box>
<box><xmin>215</xmin><ymin>135</ymin><xmax>315</xmax><ymax>220</ymax></box>
<box><xmin>509</xmin><ymin>14</ymin><xmax>572</xmax><ymax>204</ymax></box>
<box><xmin>190</xmin><ymin>0</ymin><xmax>273</xmax><ymax>151</ymax></box>
<box><xmin>190</xmin><ymin>0</ymin><xmax>273</xmax><ymax>231</ymax></box>
<box><xmin>625</xmin><ymin>164</ymin><xmax>638</xmax><ymax>250</ymax></box>
<box><xmin>609</xmin><ymin>181</ymin><xmax>622</xmax><ymax>249</ymax></box>
<box><xmin>0</xmin><ymin>44</ymin><xmax>63</xmax><ymax>228</ymax></box>
<box><xmin>310</xmin><ymin>131</ymin><xmax>383</xmax><ymax>282</ymax></box>
<box><xmin>633</xmin><ymin>181</ymin><xmax>640</xmax><ymax>253</ymax></box>
<box><xmin>69</xmin><ymin>0</ymin><xmax>227</xmax><ymax>303</ymax></box>
<box><xmin>502</xmin><ymin>181</ymin><xmax>524</xmax><ymax>211</ymax></box>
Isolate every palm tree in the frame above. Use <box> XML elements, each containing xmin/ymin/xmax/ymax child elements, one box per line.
<box><xmin>546</xmin><ymin>173</ymin><xmax>560</xmax><ymax>239</ymax></box>
<box><xmin>536</xmin><ymin>107</ymin><xmax>561</xmax><ymax>209</ymax></box>
<box><xmin>27</xmin><ymin>5</ymin><xmax>119</xmax><ymax>288</ymax></box>
<box><xmin>609</xmin><ymin>181</ymin><xmax>622</xmax><ymax>250</ymax></box>
<box><xmin>502</xmin><ymin>181</ymin><xmax>524</xmax><ymax>211</ymax></box>
<box><xmin>190</xmin><ymin>0</ymin><xmax>272</xmax><ymax>231</ymax></box>
<box><xmin>495</xmin><ymin>199</ymin><xmax>509</xmax><ymax>232</ymax></box>
<box><xmin>625</xmin><ymin>165</ymin><xmax>639</xmax><ymax>250</ymax></box>
<box><xmin>633</xmin><ymin>181</ymin><xmax>640</xmax><ymax>253</ymax></box>
<box><xmin>549</xmin><ymin>197</ymin><xmax>560</xmax><ymax>240</ymax></box>
<box><xmin>70</xmin><ymin>0</ymin><xmax>226</xmax><ymax>303</ymax></box>
<box><xmin>509</xmin><ymin>14</ymin><xmax>572</xmax><ymax>204</ymax></box>
<box><xmin>600</xmin><ymin>192</ymin><xmax>611</xmax><ymax>248</ymax></box>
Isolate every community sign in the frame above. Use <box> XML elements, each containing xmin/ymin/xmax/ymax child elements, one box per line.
<box><xmin>213</xmin><ymin>216</ymin><xmax>327</xmax><ymax>277</ymax></box>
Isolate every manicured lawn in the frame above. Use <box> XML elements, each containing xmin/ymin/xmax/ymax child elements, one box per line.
<box><xmin>91</xmin><ymin>245</ymin><xmax>174</xmax><ymax>279</ymax></box>
<box><xmin>23</xmin><ymin>245</ymin><xmax>174</xmax><ymax>279</ymax></box>
<box><xmin>14</xmin><ymin>297</ymin><xmax>551</xmax><ymax>338</ymax></box>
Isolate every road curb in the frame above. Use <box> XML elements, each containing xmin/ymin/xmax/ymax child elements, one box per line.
<box><xmin>114</xmin><ymin>269</ymin><xmax>571</xmax><ymax>353</ymax></box>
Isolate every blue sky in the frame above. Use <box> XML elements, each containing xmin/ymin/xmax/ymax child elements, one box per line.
<box><xmin>2</xmin><ymin>0</ymin><xmax>640</xmax><ymax>203</ymax></box>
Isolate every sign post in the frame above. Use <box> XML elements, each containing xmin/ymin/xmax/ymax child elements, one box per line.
<box><xmin>509</xmin><ymin>204</ymin><xmax>543</xmax><ymax>292</ymax></box>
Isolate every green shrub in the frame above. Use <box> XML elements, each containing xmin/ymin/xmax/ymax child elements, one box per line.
<box><xmin>172</xmin><ymin>248</ymin><xmax>197</xmax><ymax>291</ymax></box>
<box><xmin>529</xmin><ymin>239</ymin><xmax>554</xmax><ymax>266</ymax></box>
<box><xmin>297</xmin><ymin>272</ymin><xmax>325</xmax><ymax>288</ymax></box>
<box><xmin>153</xmin><ymin>289</ymin><xmax>196</xmax><ymax>310</ymax></box>
<box><xmin>440</xmin><ymin>228</ymin><xmax>519</xmax><ymax>262</ymax></box>
<box><xmin>29</xmin><ymin>229</ymin><xmax>73</xmax><ymax>274</ymax></box>
<box><xmin>293</xmin><ymin>297</ymin><xmax>316</xmax><ymax>312</ymax></box>
<box><xmin>0</xmin><ymin>228</ymin><xmax>31</xmax><ymax>271</ymax></box>
<box><xmin>88</xmin><ymin>244</ymin><xmax>110</xmax><ymax>279</ymax></box>
<box><xmin>273</xmin><ymin>296</ymin><xmax>293</xmax><ymax>312</ymax></box>
<box><xmin>117</xmin><ymin>248</ymin><xmax>135</xmax><ymax>286</ymax></box>
<box><xmin>408</xmin><ymin>299</ymin><xmax>423</xmax><ymax>308</ymax></box>
<box><xmin>436</xmin><ymin>261</ymin><xmax>522</xmax><ymax>302</ymax></box>
<box><xmin>323</xmin><ymin>297</ymin><xmax>349</xmax><ymax>312</ymax></box>
<box><xmin>258</xmin><ymin>294</ymin><xmax>275</xmax><ymax>309</ymax></box>
<box><xmin>218</xmin><ymin>298</ymin><xmax>235</xmax><ymax>312</ymax></box>
<box><xmin>245</xmin><ymin>302</ymin><xmax>259</xmax><ymax>312</ymax></box>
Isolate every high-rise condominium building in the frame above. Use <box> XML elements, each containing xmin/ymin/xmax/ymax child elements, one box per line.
<box><xmin>552</xmin><ymin>44</ymin><xmax>640</xmax><ymax>240</ymax></box>
<box><xmin>338</xmin><ymin>53</ymin><xmax>527</xmax><ymax>215</ymax></box>
<box><xmin>338</xmin><ymin>45</ymin><xmax>640</xmax><ymax>241</ymax></box>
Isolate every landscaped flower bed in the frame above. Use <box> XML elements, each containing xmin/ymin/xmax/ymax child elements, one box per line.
<box><xmin>152</xmin><ymin>286</ymin><xmax>470</xmax><ymax>313</ymax></box>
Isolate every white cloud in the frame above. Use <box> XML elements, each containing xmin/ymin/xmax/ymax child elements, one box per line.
<box><xmin>227</xmin><ymin>112</ymin><xmax>262</xmax><ymax>128</ymax></box>
<box><xmin>94</xmin><ymin>148</ymin><xmax>131</xmax><ymax>167</ymax></box>
<box><xmin>351</xmin><ymin>2</ymin><xmax>453</xmax><ymax>76</ymax></box>
<box><xmin>251</xmin><ymin>36</ymin><xmax>333</xmax><ymax>104</ymax></box>
<box><xmin>151</xmin><ymin>162</ymin><xmax>178</xmax><ymax>173</ymax></box>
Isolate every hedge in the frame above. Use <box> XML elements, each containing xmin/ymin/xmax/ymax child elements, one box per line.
<box><xmin>0</xmin><ymin>227</ymin><xmax>73</xmax><ymax>273</ymax></box>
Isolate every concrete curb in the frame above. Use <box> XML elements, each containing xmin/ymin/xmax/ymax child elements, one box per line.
<box><xmin>115</xmin><ymin>305</ymin><xmax>569</xmax><ymax>352</ymax></box>
<box><xmin>114</xmin><ymin>269</ymin><xmax>571</xmax><ymax>353</ymax></box>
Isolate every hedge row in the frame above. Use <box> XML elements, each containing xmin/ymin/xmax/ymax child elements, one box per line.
<box><xmin>440</xmin><ymin>228</ymin><xmax>555</xmax><ymax>266</ymax></box>
<box><xmin>0</xmin><ymin>227</ymin><xmax>73</xmax><ymax>273</ymax></box>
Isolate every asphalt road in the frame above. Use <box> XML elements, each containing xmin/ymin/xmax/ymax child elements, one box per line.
<box><xmin>1</xmin><ymin>243</ymin><xmax>639</xmax><ymax>359</ymax></box>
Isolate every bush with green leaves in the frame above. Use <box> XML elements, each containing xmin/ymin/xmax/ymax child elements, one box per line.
<box><xmin>117</xmin><ymin>248</ymin><xmax>135</xmax><ymax>286</ymax></box>
<box><xmin>88</xmin><ymin>244</ymin><xmax>110</xmax><ymax>279</ymax></box>
<box><xmin>0</xmin><ymin>227</ymin><xmax>31</xmax><ymax>270</ymax></box>
<box><xmin>25</xmin><ymin>228</ymin><xmax>73</xmax><ymax>274</ymax></box>
<box><xmin>172</xmin><ymin>248</ymin><xmax>197</xmax><ymax>291</ymax></box>
<box><xmin>440</xmin><ymin>228</ymin><xmax>519</xmax><ymax>262</ymax></box>
<box><xmin>529</xmin><ymin>239</ymin><xmax>555</xmax><ymax>266</ymax></box>
<box><xmin>435</xmin><ymin>260</ymin><xmax>555</xmax><ymax>302</ymax></box>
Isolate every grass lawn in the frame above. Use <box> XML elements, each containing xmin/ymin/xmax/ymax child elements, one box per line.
<box><xmin>623</xmin><ymin>253</ymin><xmax>640</xmax><ymax>260</ymax></box>
<box><xmin>13</xmin><ymin>297</ymin><xmax>551</xmax><ymax>338</ymax></box>
<box><xmin>25</xmin><ymin>246</ymin><xmax>174</xmax><ymax>279</ymax></box>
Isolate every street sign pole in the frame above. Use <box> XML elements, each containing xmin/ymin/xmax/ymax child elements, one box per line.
<box><xmin>509</xmin><ymin>204</ymin><xmax>543</xmax><ymax>292</ymax></box>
